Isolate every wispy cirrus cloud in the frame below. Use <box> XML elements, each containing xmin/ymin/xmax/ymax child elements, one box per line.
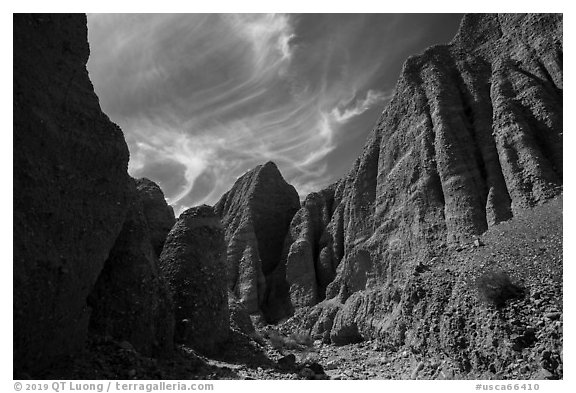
<box><xmin>331</xmin><ymin>89</ymin><xmax>394</xmax><ymax>123</ymax></box>
<box><xmin>87</xmin><ymin>13</ymin><xmax>463</xmax><ymax>215</ymax></box>
<box><xmin>224</xmin><ymin>14</ymin><xmax>296</xmax><ymax>68</ymax></box>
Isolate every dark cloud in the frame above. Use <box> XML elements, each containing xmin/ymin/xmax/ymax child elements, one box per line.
<box><xmin>87</xmin><ymin>13</ymin><xmax>463</xmax><ymax>215</ymax></box>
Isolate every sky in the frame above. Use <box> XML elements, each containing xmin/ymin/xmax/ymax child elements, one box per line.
<box><xmin>86</xmin><ymin>14</ymin><xmax>463</xmax><ymax>216</ymax></box>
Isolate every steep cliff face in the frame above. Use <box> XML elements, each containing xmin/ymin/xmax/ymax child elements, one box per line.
<box><xmin>13</xmin><ymin>14</ymin><xmax>132</xmax><ymax>374</ymax></box>
<box><xmin>285</xmin><ymin>12</ymin><xmax>562</xmax><ymax>359</ymax></box>
<box><xmin>13</xmin><ymin>14</ymin><xmax>183</xmax><ymax>377</ymax></box>
<box><xmin>214</xmin><ymin>162</ymin><xmax>300</xmax><ymax>322</ymax></box>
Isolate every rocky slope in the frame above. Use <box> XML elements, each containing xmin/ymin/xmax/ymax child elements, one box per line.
<box><xmin>280</xmin><ymin>13</ymin><xmax>562</xmax><ymax>378</ymax></box>
<box><xmin>312</xmin><ymin>196</ymin><xmax>562</xmax><ymax>380</ymax></box>
<box><xmin>214</xmin><ymin>162</ymin><xmax>300</xmax><ymax>323</ymax></box>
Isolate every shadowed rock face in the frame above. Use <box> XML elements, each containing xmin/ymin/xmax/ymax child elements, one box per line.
<box><xmin>13</xmin><ymin>14</ymin><xmax>131</xmax><ymax>374</ymax></box>
<box><xmin>88</xmin><ymin>179</ymin><xmax>175</xmax><ymax>358</ymax></box>
<box><xmin>135</xmin><ymin>178</ymin><xmax>176</xmax><ymax>257</ymax></box>
<box><xmin>159</xmin><ymin>205</ymin><xmax>229</xmax><ymax>354</ymax></box>
<box><xmin>284</xmin><ymin>13</ymin><xmax>562</xmax><ymax>344</ymax></box>
<box><xmin>214</xmin><ymin>162</ymin><xmax>300</xmax><ymax>322</ymax></box>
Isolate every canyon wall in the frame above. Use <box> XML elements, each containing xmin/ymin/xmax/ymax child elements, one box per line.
<box><xmin>283</xmin><ymin>13</ymin><xmax>562</xmax><ymax>347</ymax></box>
<box><xmin>14</xmin><ymin>14</ymin><xmax>176</xmax><ymax>376</ymax></box>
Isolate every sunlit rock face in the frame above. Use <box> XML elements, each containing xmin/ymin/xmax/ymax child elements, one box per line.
<box><xmin>284</xmin><ymin>13</ymin><xmax>562</xmax><ymax>349</ymax></box>
<box><xmin>214</xmin><ymin>161</ymin><xmax>301</xmax><ymax>323</ymax></box>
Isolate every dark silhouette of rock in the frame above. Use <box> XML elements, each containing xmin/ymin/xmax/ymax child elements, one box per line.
<box><xmin>135</xmin><ymin>178</ymin><xmax>175</xmax><ymax>257</ymax></box>
<box><xmin>87</xmin><ymin>180</ymin><xmax>175</xmax><ymax>357</ymax></box>
<box><xmin>214</xmin><ymin>161</ymin><xmax>300</xmax><ymax>322</ymax></box>
<box><xmin>13</xmin><ymin>14</ymin><xmax>132</xmax><ymax>374</ymax></box>
<box><xmin>285</xmin><ymin>13</ymin><xmax>562</xmax><ymax>347</ymax></box>
<box><xmin>160</xmin><ymin>205</ymin><xmax>229</xmax><ymax>354</ymax></box>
